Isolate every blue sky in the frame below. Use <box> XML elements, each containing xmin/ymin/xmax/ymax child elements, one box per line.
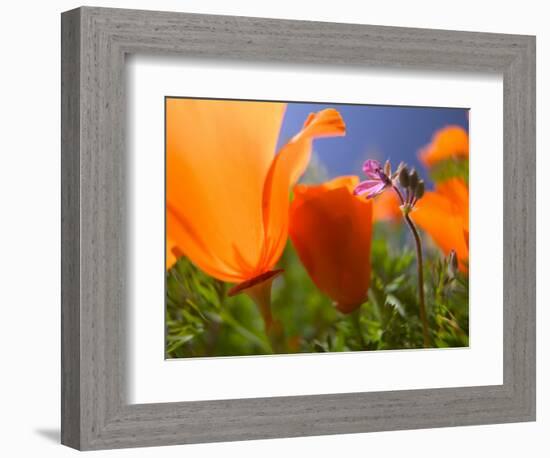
<box><xmin>276</xmin><ymin>102</ymin><xmax>469</xmax><ymax>186</ymax></box>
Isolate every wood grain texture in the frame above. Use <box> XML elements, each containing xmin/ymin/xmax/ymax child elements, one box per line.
<box><xmin>60</xmin><ymin>6</ymin><xmax>536</xmax><ymax>450</ymax></box>
<box><xmin>60</xmin><ymin>7</ymin><xmax>81</xmax><ymax>449</ymax></box>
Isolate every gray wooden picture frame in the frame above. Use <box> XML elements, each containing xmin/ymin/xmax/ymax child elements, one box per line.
<box><xmin>61</xmin><ymin>6</ymin><xmax>536</xmax><ymax>451</ymax></box>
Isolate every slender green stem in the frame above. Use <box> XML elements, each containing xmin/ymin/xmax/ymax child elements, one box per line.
<box><xmin>404</xmin><ymin>213</ymin><xmax>430</xmax><ymax>348</ymax></box>
<box><xmin>351</xmin><ymin>308</ymin><xmax>367</xmax><ymax>349</ymax></box>
<box><xmin>244</xmin><ymin>278</ymin><xmax>285</xmax><ymax>353</ymax></box>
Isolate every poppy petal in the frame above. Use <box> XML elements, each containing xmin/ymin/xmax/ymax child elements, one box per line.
<box><xmin>260</xmin><ymin>109</ymin><xmax>346</xmax><ymax>271</ymax></box>
<box><xmin>419</xmin><ymin>126</ymin><xmax>469</xmax><ymax>167</ymax></box>
<box><xmin>289</xmin><ymin>176</ymin><xmax>372</xmax><ymax>313</ymax></box>
<box><xmin>166</xmin><ymin>98</ymin><xmax>286</xmax><ymax>280</ymax></box>
<box><xmin>166</xmin><ymin>205</ymin><xmax>245</xmax><ymax>281</ymax></box>
<box><xmin>411</xmin><ymin>178</ymin><xmax>469</xmax><ymax>270</ymax></box>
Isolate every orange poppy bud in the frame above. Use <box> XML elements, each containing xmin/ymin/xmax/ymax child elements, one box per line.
<box><xmin>289</xmin><ymin>176</ymin><xmax>373</xmax><ymax>314</ymax></box>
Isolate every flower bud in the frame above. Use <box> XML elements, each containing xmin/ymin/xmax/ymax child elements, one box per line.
<box><xmin>398</xmin><ymin>166</ymin><xmax>410</xmax><ymax>188</ymax></box>
<box><xmin>415</xmin><ymin>180</ymin><xmax>425</xmax><ymax>200</ymax></box>
<box><xmin>392</xmin><ymin>162</ymin><xmax>405</xmax><ymax>180</ymax></box>
<box><xmin>384</xmin><ymin>160</ymin><xmax>391</xmax><ymax>177</ymax></box>
<box><xmin>408</xmin><ymin>169</ymin><xmax>419</xmax><ymax>191</ymax></box>
<box><xmin>447</xmin><ymin>249</ymin><xmax>459</xmax><ymax>278</ymax></box>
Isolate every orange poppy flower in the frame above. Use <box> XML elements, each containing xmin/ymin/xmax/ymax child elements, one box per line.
<box><xmin>166</xmin><ymin>99</ymin><xmax>345</xmax><ymax>297</ymax></box>
<box><xmin>289</xmin><ymin>176</ymin><xmax>373</xmax><ymax>314</ymax></box>
<box><xmin>419</xmin><ymin>126</ymin><xmax>469</xmax><ymax>168</ymax></box>
<box><xmin>411</xmin><ymin>178</ymin><xmax>469</xmax><ymax>271</ymax></box>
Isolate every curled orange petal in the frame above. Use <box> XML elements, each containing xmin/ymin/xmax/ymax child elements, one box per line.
<box><xmin>260</xmin><ymin>109</ymin><xmax>346</xmax><ymax>273</ymax></box>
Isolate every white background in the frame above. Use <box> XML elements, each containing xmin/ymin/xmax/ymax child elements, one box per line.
<box><xmin>128</xmin><ymin>57</ymin><xmax>503</xmax><ymax>403</ymax></box>
<box><xmin>0</xmin><ymin>0</ymin><xmax>546</xmax><ymax>457</ymax></box>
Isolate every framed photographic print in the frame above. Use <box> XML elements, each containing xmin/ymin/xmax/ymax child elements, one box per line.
<box><xmin>61</xmin><ymin>6</ymin><xmax>536</xmax><ymax>450</ymax></box>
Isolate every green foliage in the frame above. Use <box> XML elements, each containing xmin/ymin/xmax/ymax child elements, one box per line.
<box><xmin>166</xmin><ymin>223</ymin><xmax>469</xmax><ymax>358</ymax></box>
<box><xmin>357</xmin><ymin>225</ymin><xmax>469</xmax><ymax>350</ymax></box>
<box><xmin>166</xmin><ymin>258</ymin><xmax>272</xmax><ymax>357</ymax></box>
<box><xmin>429</xmin><ymin>158</ymin><xmax>469</xmax><ymax>184</ymax></box>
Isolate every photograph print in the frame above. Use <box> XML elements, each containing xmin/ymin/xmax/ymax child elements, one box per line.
<box><xmin>165</xmin><ymin>97</ymin><xmax>469</xmax><ymax>358</ymax></box>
